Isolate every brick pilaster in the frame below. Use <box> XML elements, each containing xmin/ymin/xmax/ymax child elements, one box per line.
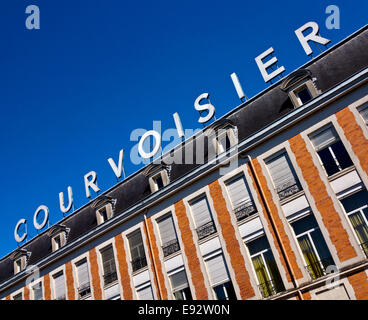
<box><xmin>347</xmin><ymin>271</ymin><xmax>368</xmax><ymax>299</ymax></box>
<box><xmin>89</xmin><ymin>248</ymin><xmax>103</xmax><ymax>300</ymax></box>
<box><xmin>65</xmin><ymin>261</ymin><xmax>75</xmax><ymax>300</ymax></box>
<box><xmin>174</xmin><ymin>200</ymin><xmax>209</xmax><ymax>299</ymax></box>
<box><xmin>44</xmin><ymin>273</ymin><xmax>51</xmax><ymax>300</ymax></box>
<box><xmin>114</xmin><ymin>234</ymin><xmax>133</xmax><ymax>300</ymax></box>
<box><xmin>23</xmin><ymin>286</ymin><xmax>30</xmax><ymax>300</ymax></box>
<box><xmin>208</xmin><ymin>180</ymin><xmax>255</xmax><ymax>299</ymax></box>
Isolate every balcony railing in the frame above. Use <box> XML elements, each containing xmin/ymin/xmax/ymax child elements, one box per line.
<box><xmin>196</xmin><ymin>221</ymin><xmax>217</xmax><ymax>240</ymax></box>
<box><xmin>277</xmin><ymin>181</ymin><xmax>302</xmax><ymax>201</ymax></box>
<box><xmin>131</xmin><ymin>256</ymin><xmax>147</xmax><ymax>272</ymax></box>
<box><xmin>258</xmin><ymin>279</ymin><xmax>283</xmax><ymax>298</ymax></box>
<box><xmin>162</xmin><ymin>239</ymin><xmax>180</xmax><ymax>257</ymax></box>
<box><xmin>103</xmin><ymin>271</ymin><xmax>118</xmax><ymax>286</ymax></box>
<box><xmin>360</xmin><ymin>241</ymin><xmax>368</xmax><ymax>258</ymax></box>
<box><xmin>233</xmin><ymin>201</ymin><xmax>257</xmax><ymax>221</ymax></box>
<box><xmin>305</xmin><ymin>257</ymin><xmax>335</xmax><ymax>280</ymax></box>
<box><xmin>55</xmin><ymin>294</ymin><xmax>66</xmax><ymax>300</ymax></box>
<box><xmin>78</xmin><ymin>283</ymin><xmax>91</xmax><ymax>299</ymax></box>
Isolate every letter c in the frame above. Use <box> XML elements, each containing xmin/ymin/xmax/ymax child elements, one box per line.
<box><xmin>14</xmin><ymin>219</ymin><xmax>27</xmax><ymax>243</ymax></box>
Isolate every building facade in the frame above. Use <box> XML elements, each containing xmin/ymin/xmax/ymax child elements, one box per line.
<box><xmin>1</xmin><ymin>25</ymin><xmax>368</xmax><ymax>301</ymax></box>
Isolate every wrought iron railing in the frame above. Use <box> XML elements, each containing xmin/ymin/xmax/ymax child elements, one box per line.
<box><xmin>56</xmin><ymin>294</ymin><xmax>66</xmax><ymax>300</ymax></box>
<box><xmin>233</xmin><ymin>201</ymin><xmax>257</xmax><ymax>221</ymax></box>
<box><xmin>258</xmin><ymin>279</ymin><xmax>283</xmax><ymax>298</ymax></box>
<box><xmin>305</xmin><ymin>257</ymin><xmax>335</xmax><ymax>280</ymax></box>
<box><xmin>196</xmin><ymin>221</ymin><xmax>217</xmax><ymax>240</ymax></box>
<box><xmin>277</xmin><ymin>182</ymin><xmax>302</xmax><ymax>201</ymax></box>
<box><xmin>78</xmin><ymin>283</ymin><xmax>91</xmax><ymax>299</ymax></box>
<box><xmin>162</xmin><ymin>239</ymin><xmax>180</xmax><ymax>257</ymax></box>
<box><xmin>360</xmin><ymin>241</ymin><xmax>368</xmax><ymax>258</ymax></box>
<box><xmin>103</xmin><ymin>271</ymin><xmax>118</xmax><ymax>286</ymax></box>
<box><xmin>131</xmin><ymin>256</ymin><xmax>147</xmax><ymax>272</ymax></box>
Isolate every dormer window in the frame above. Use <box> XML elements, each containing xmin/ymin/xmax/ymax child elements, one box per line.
<box><xmin>92</xmin><ymin>196</ymin><xmax>116</xmax><ymax>226</ymax></box>
<box><xmin>281</xmin><ymin>69</ymin><xmax>319</xmax><ymax>108</ymax></box>
<box><xmin>143</xmin><ymin>163</ymin><xmax>170</xmax><ymax>194</ymax></box>
<box><xmin>10</xmin><ymin>249</ymin><xmax>30</xmax><ymax>275</ymax></box>
<box><xmin>47</xmin><ymin>224</ymin><xmax>69</xmax><ymax>252</ymax></box>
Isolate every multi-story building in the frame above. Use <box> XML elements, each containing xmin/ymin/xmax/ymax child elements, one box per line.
<box><xmin>1</xmin><ymin>25</ymin><xmax>368</xmax><ymax>301</ymax></box>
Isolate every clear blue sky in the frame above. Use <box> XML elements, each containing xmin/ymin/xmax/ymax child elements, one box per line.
<box><xmin>0</xmin><ymin>0</ymin><xmax>367</xmax><ymax>258</ymax></box>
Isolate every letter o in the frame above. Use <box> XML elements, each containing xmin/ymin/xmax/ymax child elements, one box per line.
<box><xmin>138</xmin><ymin>130</ymin><xmax>161</xmax><ymax>159</ymax></box>
<box><xmin>14</xmin><ymin>219</ymin><xmax>27</xmax><ymax>243</ymax></box>
<box><xmin>33</xmin><ymin>205</ymin><xmax>49</xmax><ymax>230</ymax></box>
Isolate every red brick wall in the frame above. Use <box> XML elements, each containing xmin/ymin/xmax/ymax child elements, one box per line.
<box><xmin>145</xmin><ymin>217</ymin><xmax>169</xmax><ymax>299</ymax></box>
<box><xmin>65</xmin><ymin>261</ymin><xmax>75</xmax><ymax>300</ymax></box>
<box><xmin>114</xmin><ymin>234</ymin><xmax>133</xmax><ymax>300</ymax></box>
<box><xmin>174</xmin><ymin>200</ymin><xmax>209</xmax><ymax>299</ymax></box>
<box><xmin>23</xmin><ymin>286</ymin><xmax>30</xmax><ymax>300</ymax></box>
<box><xmin>44</xmin><ymin>273</ymin><xmax>51</xmax><ymax>300</ymax></box>
<box><xmin>251</xmin><ymin>159</ymin><xmax>304</xmax><ymax>281</ymax></box>
<box><xmin>89</xmin><ymin>248</ymin><xmax>103</xmax><ymax>300</ymax></box>
<box><xmin>336</xmin><ymin>108</ymin><xmax>368</xmax><ymax>180</ymax></box>
<box><xmin>208</xmin><ymin>180</ymin><xmax>255</xmax><ymax>299</ymax></box>
<box><xmin>347</xmin><ymin>270</ymin><xmax>368</xmax><ymax>299</ymax></box>
<box><xmin>289</xmin><ymin>134</ymin><xmax>357</xmax><ymax>262</ymax></box>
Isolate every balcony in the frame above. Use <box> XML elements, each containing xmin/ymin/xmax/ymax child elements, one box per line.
<box><xmin>103</xmin><ymin>271</ymin><xmax>118</xmax><ymax>286</ymax></box>
<box><xmin>277</xmin><ymin>181</ymin><xmax>302</xmax><ymax>201</ymax></box>
<box><xmin>258</xmin><ymin>279</ymin><xmax>284</xmax><ymax>298</ymax></box>
<box><xmin>78</xmin><ymin>283</ymin><xmax>91</xmax><ymax>299</ymax></box>
<box><xmin>196</xmin><ymin>221</ymin><xmax>217</xmax><ymax>240</ymax></box>
<box><xmin>305</xmin><ymin>257</ymin><xmax>335</xmax><ymax>280</ymax></box>
<box><xmin>131</xmin><ymin>256</ymin><xmax>147</xmax><ymax>272</ymax></box>
<box><xmin>233</xmin><ymin>201</ymin><xmax>257</xmax><ymax>221</ymax></box>
<box><xmin>162</xmin><ymin>239</ymin><xmax>180</xmax><ymax>257</ymax></box>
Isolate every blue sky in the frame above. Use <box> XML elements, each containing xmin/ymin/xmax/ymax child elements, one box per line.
<box><xmin>0</xmin><ymin>0</ymin><xmax>367</xmax><ymax>258</ymax></box>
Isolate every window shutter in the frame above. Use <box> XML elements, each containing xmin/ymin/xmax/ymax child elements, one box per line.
<box><xmin>137</xmin><ymin>285</ymin><xmax>154</xmax><ymax>300</ymax></box>
<box><xmin>129</xmin><ymin>231</ymin><xmax>145</xmax><ymax>260</ymax></box>
<box><xmin>190</xmin><ymin>196</ymin><xmax>212</xmax><ymax>227</ymax></box>
<box><xmin>77</xmin><ymin>260</ymin><xmax>90</xmax><ymax>290</ymax></box>
<box><xmin>33</xmin><ymin>284</ymin><xmax>43</xmax><ymax>300</ymax></box>
<box><xmin>54</xmin><ymin>273</ymin><xmax>66</xmax><ymax>299</ymax></box>
<box><xmin>267</xmin><ymin>153</ymin><xmax>298</xmax><ymax>193</ymax></box>
<box><xmin>310</xmin><ymin>126</ymin><xmax>339</xmax><ymax>151</ymax></box>
<box><xmin>205</xmin><ymin>254</ymin><xmax>230</xmax><ymax>286</ymax></box>
<box><xmin>158</xmin><ymin>215</ymin><xmax>177</xmax><ymax>245</ymax></box>
<box><xmin>170</xmin><ymin>270</ymin><xmax>189</xmax><ymax>292</ymax></box>
<box><xmin>101</xmin><ymin>246</ymin><xmax>116</xmax><ymax>276</ymax></box>
<box><xmin>226</xmin><ymin>175</ymin><xmax>252</xmax><ymax>208</ymax></box>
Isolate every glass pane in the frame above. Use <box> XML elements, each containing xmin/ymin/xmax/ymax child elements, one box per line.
<box><xmin>349</xmin><ymin>212</ymin><xmax>368</xmax><ymax>245</ymax></box>
<box><xmin>297</xmin><ymin>87</ymin><xmax>312</xmax><ymax>104</ymax></box>
<box><xmin>341</xmin><ymin>190</ymin><xmax>368</xmax><ymax>213</ymax></box>
<box><xmin>297</xmin><ymin>235</ymin><xmax>324</xmax><ymax>279</ymax></box>
<box><xmin>310</xmin><ymin>229</ymin><xmax>334</xmax><ymax>268</ymax></box>
<box><xmin>331</xmin><ymin>141</ymin><xmax>353</xmax><ymax>170</ymax></box>
<box><xmin>291</xmin><ymin>214</ymin><xmax>317</xmax><ymax>235</ymax></box>
<box><xmin>317</xmin><ymin>148</ymin><xmax>340</xmax><ymax>176</ymax></box>
<box><xmin>247</xmin><ymin>236</ymin><xmax>269</xmax><ymax>256</ymax></box>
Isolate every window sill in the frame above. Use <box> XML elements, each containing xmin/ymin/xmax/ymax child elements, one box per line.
<box><xmin>327</xmin><ymin>165</ymin><xmax>355</xmax><ymax>182</ymax></box>
<box><xmin>132</xmin><ymin>266</ymin><xmax>149</xmax><ymax>277</ymax></box>
<box><xmin>104</xmin><ymin>280</ymin><xmax>119</xmax><ymax>290</ymax></box>
<box><xmin>163</xmin><ymin>249</ymin><xmax>182</xmax><ymax>262</ymax></box>
<box><xmin>237</xmin><ymin>213</ymin><xmax>260</xmax><ymax>227</ymax></box>
<box><xmin>197</xmin><ymin>232</ymin><xmax>218</xmax><ymax>246</ymax></box>
<box><xmin>279</xmin><ymin>190</ymin><xmax>305</xmax><ymax>206</ymax></box>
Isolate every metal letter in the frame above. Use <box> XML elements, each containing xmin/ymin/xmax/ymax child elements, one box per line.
<box><xmin>138</xmin><ymin>130</ymin><xmax>161</xmax><ymax>159</ymax></box>
<box><xmin>84</xmin><ymin>171</ymin><xmax>100</xmax><ymax>198</ymax></box>
<box><xmin>14</xmin><ymin>219</ymin><xmax>27</xmax><ymax>243</ymax></box>
<box><xmin>194</xmin><ymin>93</ymin><xmax>215</xmax><ymax>124</ymax></box>
<box><xmin>59</xmin><ymin>186</ymin><xmax>73</xmax><ymax>214</ymax></box>
<box><xmin>33</xmin><ymin>205</ymin><xmax>49</xmax><ymax>230</ymax></box>
<box><xmin>230</xmin><ymin>73</ymin><xmax>245</xmax><ymax>101</ymax></box>
<box><xmin>173</xmin><ymin>112</ymin><xmax>184</xmax><ymax>139</ymax></box>
<box><xmin>255</xmin><ymin>47</ymin><xmax>285</xmax><ymax>83</ymax></box>
<box><xmin>108</xmin><ymin>149</ymin><xmax>125</xmax><ymax>179</ymax></box>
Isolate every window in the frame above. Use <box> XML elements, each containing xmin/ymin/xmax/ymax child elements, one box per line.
<box><xmin>310</xmin><ymin>126</ymin><xmax>353</xmax><ymax>176</ymax></box>
<box><xmin>153</xmin><ymin>174</ymin><xmax>164</xmax><ymax>190</ymax></box>
<box><xmin>157</xmin><ymin>214</ymin><xmax>180</xmax><ymax>257</ymax></box>
<box><xmin>225</xmin><ymin>174</ymin><xmax>257</xmax><ymax>221</ymax></box>
<box><xmin>14</xmin><ymin>258</ymin><xmax>23</xmax><ymax>274</ymax></box>
<box><xmin>291</xmin><ymin>214</ymin><xmax>334</xmax><ymax>280</ymax></box>
<box><xmin>137</xmin><ymin>284</ymin><xmax>154</xmax><ymax>300</ymax></box>
<box><xmin>76</xmin><ymin>259</ymin><xmax>91</xmax><ymax>299</ymax></box>
<box><xmin>96</xmin><ymin>203</ymin><xmax>113</xmax><ymax>225</ymax></box>
<box><xmin>340</xmin><ymin>190</ymin><xmax>368</xmax><ymax>258</ymax></box>
<box><xmin>358</xmin><ymin>105</ymin><xmax>368</xmax><ymax>124</ymax></box>
<box><xmin>128</xmin><ymin>231</ymin><xmax>147</xmax><ymax>272</ymax></box>
<box><xmin>100</xmin><ymin>245</ymin><xmax>118</xmax><ymax>286</ymax></box>
<box><xmin>146</xmin><ymin>166</ymin><xmax>170</xmax><ymax>193</ymax></box>
<box><xmin>13</xmin><ymin>293</ymin><xmax>23</xmax><ymax>300</ymax></box>
<box><xmin>51</xmin><ymin>232</ymin><xmax>67</xmax><ymax>252</ymax></box>
<box><xmin>169</xmin><ymin>270</ymin><xmax>192</xmax><ymax>300</ymax></box>
<box><xmin>205</xmin><ymin>253</ymin><xmax>236</xmax><ymax>300</ymax></box>
<box><xmin>190</xmin><ymin>195</ymin><xmax>216</xmax><ymax>240</ymax></box>
<box><xmin>246</xmin><ymin>235</ymin><xmax>285</xmax><ymax>298</ymax></box>
<box><xmin>32</xmin><ymin>283</ymin><xmax>43</xmax><ymax>300</ymax></box>
<box><xmin>266</xmin><ymin>151</ymin><xmax>302</xmax><ymax>200</ymax></box>
<box><xmin>53</xmin><ymin>272</ymin><xmax>66</xmax><ymax>300</ymax></box>
<box><xmin>294</xmin><ymin>85</ymin><xmax>313</xmax><ymax>105</ymax></box>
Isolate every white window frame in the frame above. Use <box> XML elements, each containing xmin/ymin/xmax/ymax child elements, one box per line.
<box><xmin>96</xmin><ymin>203</ymin><xmax>113</xmax><ymax>226</ymax></box>
<box><xmin>51</xmin><ymin>269</ymin><xmax>67</xmax><ymax>300</ymax></box>
<box><xmin>31</xmin><ymin>280</ymin><xmax>44</xmax><ymax>300</ymax></box>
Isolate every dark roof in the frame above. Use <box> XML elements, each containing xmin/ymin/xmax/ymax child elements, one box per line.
<box><xmin>1</xmin><ymin>25</ymin><xmax>368</xmax><ymax>286</ymax></box>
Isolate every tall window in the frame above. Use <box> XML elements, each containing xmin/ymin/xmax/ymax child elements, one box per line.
<box><xmin>169</xmin><ymin>269</ymin><xmax>193</xmax><ymax>300</ymax></box>
<box><xmin>225</xmin><ymin>174</ymin><xmax>257</xmax><ymax>221</ymax></box>
<box><xmin>309</xmin><ymin>125</ymin><xmax>353</xmax><ymax>176</ymax></box>
<box><xmin>76</xmin><ymin>259</ymin><xmax>91</xmax><ymax>299</ymax></box>
<box><xmin>190</xmin><ymin>195</ymin><xmax>216</xmax><ymax>240</ymax></box>
<box><xmin>294</xmin><ymin>85</ymin><xmax>313</xmax><ymax>105</ymax></box>
<box><xmin>266</xmin><ymin>151</ymin><xmax>302</xmax><ymax>200</ymax></box>
<box><xmin>53</xmin><ymin>271</ymin><xmax>66</xmax><ymax>300</ymax></box>
<box><xmin>246</xmin><ymin>235</ymin><xmax>285</xmax><ymax>298</ymax></box>
<box><xmin>358</xmin><ymin>105</ymin><xmax>368</xmax><ymax>124</ymax></box>
<box><xmin>100</xmin><ymin>245</ymin><xmax>118</xmax><ymax>286</ymax></box>
<box><xmin>32</xmin><ymin>283</ymin><xmax>43</xmax><ymax>300</ymax></box>
<box><xmin>205</xmin><ymin>253</ymin><xmax>237</xmax><ymax>300</ymax></box>
<box><xmin>158</xmin><ymin>214</ymin><xmax>180</xmax><ymax>257</ymax></box>
<box><xmin>291</xmin><ymin>214</ymin><xmax>334</xmax><ymax>280</ymax></box>
<box><xmin>340</xmin><ymin>190</ymin><xmax>368</xmax><ymax>258</ymax></box>
<box><xmin>137</xmin><ymin>284</ymin><xmax>154</xmax><ymax>300</ymax></box>
<box><xmin>128</xmin><ymin>231</ymin><xmax>147</xmax><ymax>272</ymax></box>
